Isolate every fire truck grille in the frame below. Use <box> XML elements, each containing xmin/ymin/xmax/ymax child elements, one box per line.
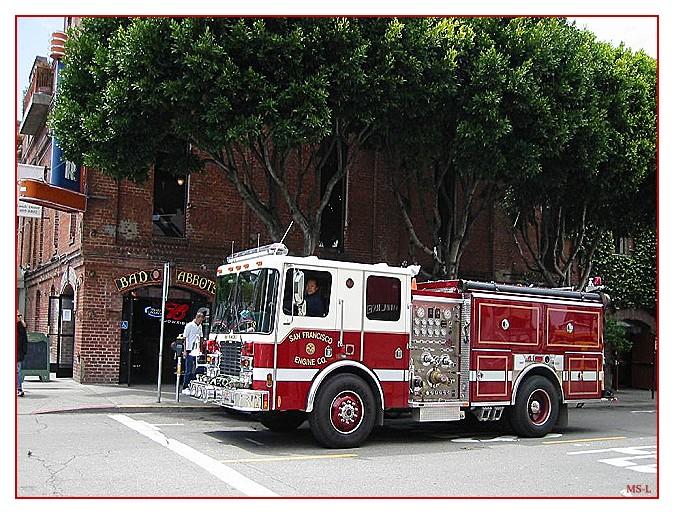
<box><xmin>219</xmin><ymin>341</ymin><xmax>242</xmax><ymax>377</ymax></box>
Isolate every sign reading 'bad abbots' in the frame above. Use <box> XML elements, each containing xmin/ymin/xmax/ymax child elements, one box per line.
<box><xmin>114</xmin><ymin>268</ymin><xmax>215</xmax><ymax>296</ymax></box>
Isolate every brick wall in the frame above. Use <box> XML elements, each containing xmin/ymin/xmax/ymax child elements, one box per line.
<box><xmin>20</xmin><ymin>140</ymin><xmax>538</xmax><ymax>383</ymax></box>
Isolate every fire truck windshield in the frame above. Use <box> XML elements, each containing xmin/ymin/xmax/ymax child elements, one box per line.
<box><xmin>211</xmin><ymin>268</ymin><xmax>279</xmax><ymax>335</ymax></box>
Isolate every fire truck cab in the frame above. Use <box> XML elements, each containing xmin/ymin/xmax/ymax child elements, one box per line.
<box><xmin>189</xmin><ymin>243</ymin><xmax>607</xmax><ymax>448</ymax></box>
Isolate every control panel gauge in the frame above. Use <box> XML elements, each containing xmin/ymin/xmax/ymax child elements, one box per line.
<box><xmin>416</xmin><ymin>307</ymin><xmax>426</xmax><ymax>318</ymax></box>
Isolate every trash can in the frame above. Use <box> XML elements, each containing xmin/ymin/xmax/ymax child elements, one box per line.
<box><xmin>23</xmin><ymin>332</ymin><xmax>50</xmax><ymax>382</ymax></box>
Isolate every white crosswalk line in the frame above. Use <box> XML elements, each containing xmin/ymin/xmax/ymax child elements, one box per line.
<box><xmin>109</xmin><ymin>414</ymin><xmax>277</xmax><ymax>497</ymax></box>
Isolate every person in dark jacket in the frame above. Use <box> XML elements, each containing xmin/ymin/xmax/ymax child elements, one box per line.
<box><xmin>17</xmin><ymin>311</ymin><xmax>28</xmax><ymax>397</ymax></box>
<box><xmin>304</xmin><ymin>279</ymin><xmax>326</xmax><ymax>317</ymax></box>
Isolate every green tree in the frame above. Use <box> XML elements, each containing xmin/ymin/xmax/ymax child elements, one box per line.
<box><xmin>51</xmin><ymin>17</ymin><xmax>395</xmax><ymax>255</ymax></box>
<box><xmin>593</xmin><ymin>227</ymin><xmax>656</xmax><ymax>312</ymax></box>
<box><xmin>503</xmin><ymin>24</ymin><xmax>656</xmax><ymax>288</ymax></box>
<box><xmin>382</xmin><ymin>18</ymin><xmax>605</xmax><ymax>279</ymax></box>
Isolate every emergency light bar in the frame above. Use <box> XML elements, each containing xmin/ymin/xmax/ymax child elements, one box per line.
<box><xmin>227</xmin><ymin>243</ymin><xmax>289</xmax><ymax>263</ymax></box>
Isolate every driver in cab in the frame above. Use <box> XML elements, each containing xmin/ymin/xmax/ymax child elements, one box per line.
<box><xmin>304</xmin><ymin>278</ymin><xmax>326</xmax><ymax>317</ymax></box>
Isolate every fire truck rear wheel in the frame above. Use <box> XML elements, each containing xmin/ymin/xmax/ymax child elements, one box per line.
<box><xmin>510</xmin><ymin>375</ymin><xmax>560</xmax><ymax>438</ymax></box>
<box><xmin>309</xmin><ymin>373</ymin><xmax>376</xmax><ymax>449</ymax></box>
<box><xmin>258</xmin><ymin>411</ymin><xmax>306</xmax><ymax>432</ymax></box>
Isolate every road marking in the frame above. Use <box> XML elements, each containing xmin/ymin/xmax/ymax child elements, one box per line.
<box><xmin>542</xmin><ymin>436</ymin><xmax>626</xmax><ymax>445</ymax></box>
<box><xmin>109</xmin><ymin>414</ymin><xmax>277</xmax><ymax>497</ymax></box>
<box><xmin>450</xmin><ymin>433</ymin><xmax>561</xmax><ymax>444</ymax></box>
<box><xmin>221</xmin><ymin>454</ymin><xmax>357</xmax><ymax>464</ymax></box>
<box><xmin>631</xmin><ymin>410</ymin><xmax>656</xmax><ymax>414</ymax></box>
<box><xmin>451</xmin><ymin>435</ymin><xmax>518</xmax><ymax>443</ymax></box>
<box><xmin>151</xmin><ymin>423</ymin><xmax>185</xmax><ymax>427</ymax></box>
<box><xmin>568</xmin><ymin>445</ymin><xmax>656</xmax><ymax>475</ymax></box>
<box><xmin>568</xmin><ymin>445</ymin><xmax>655</xmax><ymax>455</ymax></box>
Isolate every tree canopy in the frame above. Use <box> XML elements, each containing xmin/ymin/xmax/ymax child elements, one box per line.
<box><xmin>502</xmin><ymin>22</ymin><xmax>656</xmax><ymax>287</ymax></box>
<box><xmin>52</xmin><ymin>17</ymin><xmax>394</xmax><ymax>254</ymax></box>
<box><xmin>52</xmin><ymin>17</ymin><xmax>656</xmax><ymax>283</ymax></box>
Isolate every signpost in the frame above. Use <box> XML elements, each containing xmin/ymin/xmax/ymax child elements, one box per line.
<box><xmin>156</xmin><ymin>262</ymin><xmax>170</xmax><ymax>403</ymax></box>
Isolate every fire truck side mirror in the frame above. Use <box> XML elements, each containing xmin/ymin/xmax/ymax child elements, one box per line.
<box><xmin>293</xmin><ymin>269</ymin><xmax>305</xmax><ymax>306</ymax></box>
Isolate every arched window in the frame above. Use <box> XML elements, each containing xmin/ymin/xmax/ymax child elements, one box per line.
<box><xmin>35</xmin><ymin>289</ymin><xmax>42</xmax><ymax>331</ymax></box>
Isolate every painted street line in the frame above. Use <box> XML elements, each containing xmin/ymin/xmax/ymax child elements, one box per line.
<box><xmin>109</xmin><ymin>414</ymin><xmax>277</xmax><ymax>497</ymax></box>
<box><xmin>631</xmin><ymin>410</ymin><xmax>656</xmax><ymax>414</ymax></box>
<box><xmin>568</xmin><ymin>445</ymin><xmax>655</xmax><ymax>455</ymax></box>
<box><xmin>568</xmin><ymin>445</ymin><xmax>656</xmax><ymax>474</ymax></box>
<box><xmin>542</xmin><ymin>436</ymin><xmax>626</xmax><ymax>445</ymax></box>
<box><xmin>451</xmin><ymin>435</ymin><xmax>518</xmax><ymax>443</ymax></box>
<box><xmin>451</xmin><ymin>432</ymin><xmax>562</xmax><ymax>444</ymax></box>
<box><xmin>220</xmin><ymin>454</ymin><xmax>358</xmax><ymax>464</ymax></box>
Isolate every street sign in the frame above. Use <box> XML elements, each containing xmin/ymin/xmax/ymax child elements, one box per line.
<box><xmin>18</xmin><ymin>201</ymin><xmax>42</xmax><ymax>218</ymax></box>
<box><xmin>17</xmin><ymin>164</ymin><xmax>45</xmax><ymax>218</ymax></box>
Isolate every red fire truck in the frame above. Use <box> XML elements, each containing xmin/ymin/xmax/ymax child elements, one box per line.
<box><xmin>188</xmin><ymin>243</ymin><xmax>608</xmax><ymax>448</ymax></box>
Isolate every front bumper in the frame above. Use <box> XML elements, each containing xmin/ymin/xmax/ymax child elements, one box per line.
<box><xmin>189</xmin><ymin>380</ymin><xmax>269</xmax><ymax>412</ymax></box>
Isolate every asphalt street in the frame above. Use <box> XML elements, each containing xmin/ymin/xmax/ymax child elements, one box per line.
<box><xmin>17</xmin><ymin>399</ymin><xmax>657</xmax><ymax>497</ymax></box>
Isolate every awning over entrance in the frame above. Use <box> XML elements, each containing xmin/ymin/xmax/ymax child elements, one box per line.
<box><xmin>18</xmin><ymin>178</ymin><xmax>86</xmax><ymax>213</ymax></box>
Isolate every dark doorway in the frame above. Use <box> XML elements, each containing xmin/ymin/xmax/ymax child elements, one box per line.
<box><xmin>617</xmin><ymin>320</ymin><xmax>655</xmax><ymax>390</ymax></box>
<box><xmin>119</xmin><ymin>287</ymin><xmax>209</xmax><ymax>385</ymax></box>
<box><xmin>55</xmin><ymin>285</ymin><xmax>75</xmax><ymax>378</ymax></box>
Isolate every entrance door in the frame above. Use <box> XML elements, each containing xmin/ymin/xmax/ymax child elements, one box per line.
<box><xmin>56</xmin><ymin>287</ymin><xmax>75</xmax><ymax>378</ymax></box>
<box><xmin>119</xmin><ymin>292</ymin><xmax>209</xmax><ymax>385</ymax></box>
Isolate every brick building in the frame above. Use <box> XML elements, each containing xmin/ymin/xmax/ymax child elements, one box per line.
<box><xmin>17</xmin><ymin>19</ymin><xmax>528</xmax><ymax>384</ymax></box>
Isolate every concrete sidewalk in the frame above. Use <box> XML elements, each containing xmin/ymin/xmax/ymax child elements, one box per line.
<box><xmin>17</xmin><ymin>374</ymin><xmax>657</xmax><ymax>415</ymax></box>
<box><xmin>17</xmin><ymin>375</ymin><xmax>219</xmax><ymax>415</ymax></box>
<box><xmin>608</xmin><ymin>387</ymin><xmax>657</xmax><ymax>408</ymax></box>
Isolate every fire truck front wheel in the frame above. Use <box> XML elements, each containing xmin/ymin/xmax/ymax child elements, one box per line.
<box><xmin>510</xmin><ymin>375</ymin><xmax>560</xmax><ymax>438</ymax></box>
<box><xmin>309</xmin><ymin>373</ymin><xmax>376</xmax><ymax>449</ymax></box>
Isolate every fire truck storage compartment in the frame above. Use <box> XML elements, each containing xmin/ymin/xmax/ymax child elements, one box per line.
<box><xmin>471</xmin><ymin>350</ymin><xmax>512</xmax><ymax>402</ymax></box>
<box><xmin>564</xmin><ymin>353</ymin><xmax>602</xmax><ymax>400</ymax></box>
<box><xmin>409</xmin><ymin>298</ymin><xmax>463</xmax><ymax>421</ymax></box>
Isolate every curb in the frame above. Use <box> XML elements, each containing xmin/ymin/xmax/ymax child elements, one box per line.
<box><xmin>30</xmin><ymin>404</ymin><xmax>222</xmax><ymax>415</ymax></box>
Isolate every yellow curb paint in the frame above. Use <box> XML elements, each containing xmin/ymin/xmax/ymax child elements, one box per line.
<box><xmin>542</xmin><ymin>436</ymin><xmax>627</xmax><ymax>445</ymax></box>
<box><xmin>220</xmin><ymin>454</ymin><xmax>357</xmax><ymax>464</ymax></box>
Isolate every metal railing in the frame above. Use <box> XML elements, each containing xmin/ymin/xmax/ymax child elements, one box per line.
<box><xmin>23</xmin><ymin>64</ymin><xmax>53</xmax><ymax>115</ymax></box>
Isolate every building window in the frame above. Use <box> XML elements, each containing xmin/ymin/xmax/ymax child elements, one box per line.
<box><xmin>69</xmin><ymin>213</ymin><xmax>77</xmax><ymax>244</ymax></box>
<box><xmin>48</xmin><ymin>286</ymin><xmax>57</xmax><ymax>333</ymax></box>
<box><xmin>35</xmin><ymin>290</ymin><xmax>42</xmax><ymax>331</ymax></box>
<box><xmin>366</xmin><ymin>276</ymin><xmax>401</xmax><ymax>321</ymax></box>
<box><xmin>31</xmin><ymin>220</ymin><xmax>39</xmax><ymax>268</ymax></box>
<box><xmin>318</xmin><ymin>144</ymin><xmax>347</xmax><ymax>251</ymax></box>
<box><xmin>152</xmin><ymin>170</ymin><xmax>186</xmax><ymax>237</ymax></box>
<box><xmin>53</xmin><ymin>211</ymin><xmax>60</xmax><ymax>254</ymax></box>
<box><xmin>614</xmin><ymin>236</ymin><xmax>632</xmax><ymax>255</ymax></box>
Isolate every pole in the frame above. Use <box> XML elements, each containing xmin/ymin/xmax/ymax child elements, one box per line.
<box><xmin>175</xmin><ymin>353</ymin><xmax>182</xmax><ymax>402</ymax></box>
<box><xmin>157</xmin><ymin>262</ymin><xmax>169</xmax><ymax>403</ymax></box>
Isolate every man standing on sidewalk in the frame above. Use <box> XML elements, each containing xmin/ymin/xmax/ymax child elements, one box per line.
<box><xmin>17</xmin><ymin>311</ymin><xmax>28</xmax><ymax>397</ymax></box>
<box><xmin>182</xmin><ymin>311</ymin><xmax>204</xmax><ymax>393</ymax></box>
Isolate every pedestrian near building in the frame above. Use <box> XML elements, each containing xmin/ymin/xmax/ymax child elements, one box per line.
<box><xmin>17</xmin><ymin>311</ymin><xmax>28</xmax><ymax>397</ymax></box>
<box><xmin>182</xmin><ymin>311</ymin><xmax>204</xmax><ymax>393</ymax></box>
